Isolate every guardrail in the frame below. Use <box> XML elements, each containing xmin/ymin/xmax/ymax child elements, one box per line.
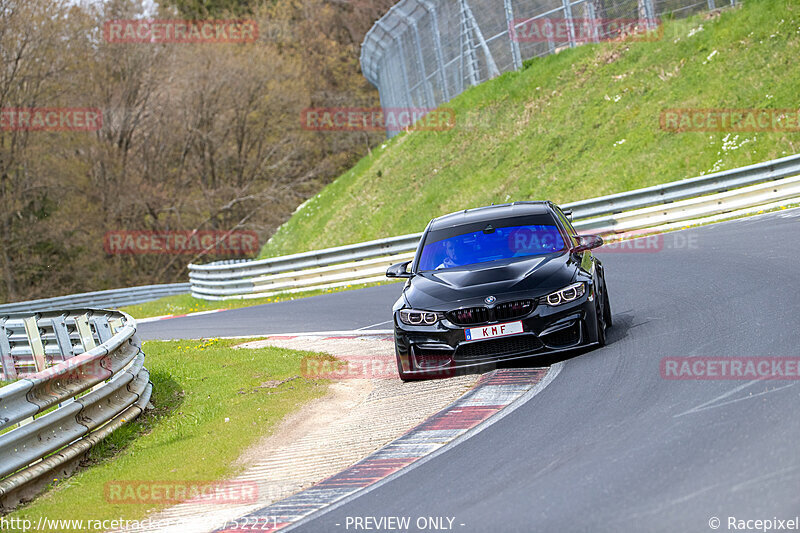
<box><xmin>188</xmin><ymin>153</ymin><xmax>800</xmax><ymax>301</ymax></box>
<box><xmin>0</xmin><ymin>309</ymin><xmax>150</xmax><ymax>510</ymax></box>
<box><xmin>0</xmin><ymin>283</ymin><xmax>190</xmax><ymax>314</ymax></box>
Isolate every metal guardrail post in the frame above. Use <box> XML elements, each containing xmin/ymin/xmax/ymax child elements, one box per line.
<box><xmin>22</xmin><ymin>317</ymin><xmax>47</xmax><ymax>373</ymax></box>
<box><xmin>0</xmin><ymin>318</ymin><xmax>16</xmax><ymax>380</ymax></box>
<box><xmin>75</xmin><ymin>314</ymin><xmax>97</xmax><ymax>352</ymax></box>
<box><xmin>51</xmin><ymin>316</ymin><xmax>75</xmax><ymax>361</ymax></box>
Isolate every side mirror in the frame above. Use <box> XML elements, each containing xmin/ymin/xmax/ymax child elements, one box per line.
<box><xmin>386</xmin><ymin>260</ymin><xmax>413</xmax><ymax>278</ymax></box>
<box><xmin>572</xmin><ymin>234</ymin><xmax>604</xmax><ymax>253</ymax></box>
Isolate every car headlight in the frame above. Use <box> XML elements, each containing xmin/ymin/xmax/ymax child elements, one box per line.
<box><xmin>541</xmin><ymin>282</ymin><xmax>586</xmax><ymax>306</ymax></box>
<box><xmin>398</xmin><ymin>309</ymin><xmax>441</xmax><ymax>326</ymax></box>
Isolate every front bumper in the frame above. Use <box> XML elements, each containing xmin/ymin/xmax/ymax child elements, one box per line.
<box><xmin>394</xmin><ymin>294</ymin><xmax>599</xmax><ymax>377</ymax></box>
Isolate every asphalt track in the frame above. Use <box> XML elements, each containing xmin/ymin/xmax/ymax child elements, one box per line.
<box><xmin>139</xmin><ymin>209</ymin><xmax>800</xmax><ymax>532</ymax></box>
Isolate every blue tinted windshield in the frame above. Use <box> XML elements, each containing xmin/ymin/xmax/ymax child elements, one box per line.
<box><xmin>417</xmin><ymin>224</ymin><xmax>565</xmax><ymax>271</ymax></box>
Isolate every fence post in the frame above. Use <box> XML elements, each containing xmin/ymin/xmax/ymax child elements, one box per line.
<box><xmin>585</xmin><ymin>2</ymin><xmax>600</xmax><ymax>43</ymax></box>
<box><xmin>411</xmin><ymin>20</ymin><xmax>437</xmax><ymax>108</ymax></box>
<box><xmin>459</xmin><ymin>0</ymin><xmax>479</xmax><ymax>87</ymax></box>
<box><xmin>562</xmin><ymin>0</ymin><xmax>577</xmax><ymax>48</ymax></box>
<box><xmin>396</xmin><ymin>38</ymin><xmax>416</xmax><ymax>109</ymax></box>
<box><xmin>639</xmin><ymin>0</ymin><xmax>657</xmax><ymax>30</ymax></box>
<box><xmin>420</xmin><ymin>0</ymin><xmax>450</xmax><ymax>101</ymax></box>
<box><xmin>504</xmin><ymin>0</ymin><xmax>523</xmax><ymax>71</ymax></box>
<box><xmin>462</xmin><ymin>0</ymin><xmax>501</xmax><ymax>78</ymax></box>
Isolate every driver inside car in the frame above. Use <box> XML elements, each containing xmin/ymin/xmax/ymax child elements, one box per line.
<box><xmin>436</xmin><ymin>240</ymin><xmax>461</xmax><ymax>269</ymax></box>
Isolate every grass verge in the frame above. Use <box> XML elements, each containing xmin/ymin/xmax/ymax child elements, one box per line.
<box><xmin>260</xmin><ymin>0</ymin><xmax>800</xmax><ymax>258</ymax></box>
<box><xmin>6</xmin><ymin>338</ymin><xmax>330</xmax><ymax>531</ymax></box>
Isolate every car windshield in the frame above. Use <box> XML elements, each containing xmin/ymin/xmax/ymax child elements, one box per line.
<box><xmin>417</xmin><ymin>216</ymin><xmax>566</xmax><ymax>271</ymax></box>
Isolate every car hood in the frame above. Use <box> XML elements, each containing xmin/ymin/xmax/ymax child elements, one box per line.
<box><xmin>403</xmin><ymin>252</ymin><xmax>578</xmax><ymax>310</ymax></box>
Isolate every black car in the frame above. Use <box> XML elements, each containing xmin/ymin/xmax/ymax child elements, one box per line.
<box><xmin>386</xmin><ymin>201</ymin><xmax>611</xmax><ymax>380</ymax></box>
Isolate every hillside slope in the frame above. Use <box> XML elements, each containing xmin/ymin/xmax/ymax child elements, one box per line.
<box><xmin>261</xmin><ymin>0</ymin><xmax>800</xmax><ymax>257</ymax></box>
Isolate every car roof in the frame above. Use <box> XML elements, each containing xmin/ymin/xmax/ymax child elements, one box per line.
<box><xmin>429</xmin><ymin>201</ymin><xmax>556</xmax><ymax>230</ymax></box>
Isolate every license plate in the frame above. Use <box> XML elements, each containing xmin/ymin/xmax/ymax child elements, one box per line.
<box><xmin>465</xmin><ymin>321</ymin><xmax>524</xmax><ymax>341</ymax></box>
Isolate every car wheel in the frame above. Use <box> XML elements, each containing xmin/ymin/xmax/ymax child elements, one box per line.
<box><xmin>595</xmin><ymin>289</ymin><xmax>607</xmax><ymax>347</ymax></box>
<box><xmin>602</xmin><ymin>277</ymin><xmax>613</xmax><ymax>328</ymax></box>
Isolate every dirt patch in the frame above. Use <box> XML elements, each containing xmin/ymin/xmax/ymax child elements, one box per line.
<box><xmin>118</xmin><ymin>334</ymin><xmax>479</xmax><ymax>533</ymax></box>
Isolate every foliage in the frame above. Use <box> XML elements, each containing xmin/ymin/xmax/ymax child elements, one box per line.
<box><xmin>0</xmin><ymin>0</ymin><xmax>396</xmax><ymax>302</ymax></box>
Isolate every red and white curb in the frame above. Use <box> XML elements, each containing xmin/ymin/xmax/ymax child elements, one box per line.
<box><xmin>217</xmin><ymin>365</ymin><xmax>562</xmax><ymax>532</ymax></box>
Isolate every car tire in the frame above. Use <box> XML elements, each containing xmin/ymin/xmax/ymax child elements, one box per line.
<box><xmin>602</xmin><ymin>277</ymin><xmax>613</xmax><ymax>329</ymax></box>
<box><xmin>595</xmin><ymin>297</ymin><xmax>607</xmax><ymax>347</ymax></box>
<box><xmin>595</xmin><ymin>282</ymin><xmax>608</xmax><ymax>347</ymax></box>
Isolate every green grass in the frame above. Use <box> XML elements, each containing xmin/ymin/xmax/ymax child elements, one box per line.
<box><xmin>260</xmin><ymin>0</ymin><xmax>800</xmax><ymax>258</ymax></box>
<box><xmin>121</xmin><ymin>279</ymin><xmax>402</xmax><ymax>319</ymax></box>
<box><xmin>7</xmin><ymin>338</ymin><xmax>330</xmax><ymax>531</ymax></box>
